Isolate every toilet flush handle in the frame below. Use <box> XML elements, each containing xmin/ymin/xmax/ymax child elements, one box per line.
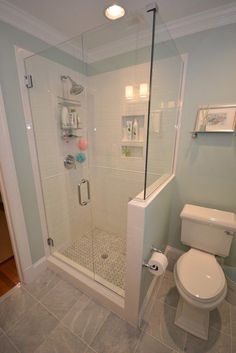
<box><xmin>224</xmin><ymin>230</ymin><xmax>236</xmax><ymax>236</ymax></box>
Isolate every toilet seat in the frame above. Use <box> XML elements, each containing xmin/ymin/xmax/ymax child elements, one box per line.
<box><xmin>176</xmin><ymin>248</ymin><xmax>226</xmax><ymax>303</ymax></box>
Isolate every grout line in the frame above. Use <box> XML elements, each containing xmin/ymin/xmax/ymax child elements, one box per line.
<box><xmin>22</xmin><ymin>286</ymin><xmax>91</xmax><ymax>348</ymax></box>
<box><xmin>87</xmin><ymin>309</ymin><xmax>110</xmax><ymax>346</ymax></box>
<box><xmin>229</xmin><ymin>302</ymin><xmax>232</xmax><ymax>337</ymax></box>
<box><xmin>0</xmin><ymin>329</ymin><xmax>21</xmax><ymax>353</ymax></box>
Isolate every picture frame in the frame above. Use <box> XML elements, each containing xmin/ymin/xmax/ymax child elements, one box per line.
<box><xmin>194</xmin><ymin>105</ymin><xmax>236</xmax><ymax>133</ymax></box>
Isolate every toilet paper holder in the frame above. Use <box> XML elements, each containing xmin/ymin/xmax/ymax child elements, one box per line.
<box><xmin>142</xmin><ymin>246</ymin><xmax>163</xmax><ymax>269</ymax></box>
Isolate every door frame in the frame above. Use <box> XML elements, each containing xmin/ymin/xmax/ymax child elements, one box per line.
<box><xmin>0</xmin><ymin>84</ymin><xmax>34</xmax><ymax>283</ymax></box>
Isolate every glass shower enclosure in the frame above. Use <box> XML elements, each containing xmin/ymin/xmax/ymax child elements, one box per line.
<box><xmin>24</xmin><ymin>6</ymin><xmax>183</xmax><ymax>297</ymax></box>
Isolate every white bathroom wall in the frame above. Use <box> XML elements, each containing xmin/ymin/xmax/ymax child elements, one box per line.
<box><xmin>87</xmin><ymin>63</ymin><xmax>149</xmax><ymax>236</ymax></box>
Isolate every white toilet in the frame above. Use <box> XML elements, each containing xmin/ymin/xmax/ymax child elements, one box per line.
<box><xmin>174</xmin><ymin>204</ymin><xmax>236</xmax><ymax>340</ymax></box>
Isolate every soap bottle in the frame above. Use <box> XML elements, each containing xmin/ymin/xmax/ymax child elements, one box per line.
<box><xmin>133</xmin><ymin>119</ymin><xmax>139</xmax><ymax>141</ymax></box>
<box><xmin>127</xmin><ymin>121</ymin><xmax>133</xmax><ymax>141</ymax></box>
<box><xmin>61</xmin><ymin>106</ymin><xmax>69</xmax><ymax>128</ymax></box>
<box><xmin>70</xmin><ymin>109</ymin><xmax>77</xmax><ymax>128</ymax></box>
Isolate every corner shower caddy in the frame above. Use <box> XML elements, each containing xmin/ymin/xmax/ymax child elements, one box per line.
<box><xmin>58</xmin><ymin>96</ymin><xmax>83</xmax><ymax>139</ymax></box>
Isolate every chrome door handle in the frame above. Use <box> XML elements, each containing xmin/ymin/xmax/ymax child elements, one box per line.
<box><xmin>78</xmin><ymin>179</ymin><xmax>90</xmax><ymax>206</ymax></box>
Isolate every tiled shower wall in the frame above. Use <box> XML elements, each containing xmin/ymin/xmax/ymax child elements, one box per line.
<box><xmin>88</xmin><ymin>57</ymin><xmax>181</xmax><ymax>234</ymax></box>
<box><xmin>26</xmin><ymin>50</ymin><xmax>180</xmax><ymax>255</ymax></box>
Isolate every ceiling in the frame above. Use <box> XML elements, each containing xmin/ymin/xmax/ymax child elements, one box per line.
<box><xmin>4</xmin><ymin>0</ymin><xmax>236</xmax><ymax>38</ymax></box>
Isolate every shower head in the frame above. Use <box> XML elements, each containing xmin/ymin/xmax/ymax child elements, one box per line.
<box><xmin>61</xmin><ymin>75</ymin><xmax>84</xmax><ymax>95</ymax></box>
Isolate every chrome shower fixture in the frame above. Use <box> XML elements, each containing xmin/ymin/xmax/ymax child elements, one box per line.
<box><xmin>61</xmin><ymin>75</ymin><xmax>84</xmax><ymax>95</ymax></box>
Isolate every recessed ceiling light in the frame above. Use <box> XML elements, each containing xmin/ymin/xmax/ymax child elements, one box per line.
<box><xmin>105</xmin><ymin>4</ymin><xmax>125</xmax><ymax>20</ymax></box>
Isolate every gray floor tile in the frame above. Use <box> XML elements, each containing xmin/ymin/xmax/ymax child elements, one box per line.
<box><xmin>0</xmin><ymin>286</ymin><xmax>36</xmax><ymax>331</ymax></box>
<box><xmin>23</xmin><ymin>269</ymin><xmax>60</xmax><ymax>300</ymax></box>
<box><xmin>91</xmin><ymin>312</ymin><xmax>141</xmax><ymax>353</ymax></box>
<box><xmin>35</xmin><ymin>324</ymin><xmax>86</xmax><ymax>353</ymax></box>
<box><xmin>231</xmin><ymin>304</ymin><xmax>236</xmax><ymax>337</ymax></box>
<box><xmin>141</xmin><ymin>277</ymin><xmax>164</xmax><ymax>329</ymax></box>
<box><xmin>209</xmin><ymin>300</ymin><xmax>231</xmax><ymax>335</ymax></box>
<box><xmin>0</xmin><ymin>334</ymin><xmax>19</xmax><ymax>353</ymax></box>
<box><xmin>7</xmin><ymin>303</ymin><xmax>58</xmax><ymax>353</ymax></box>
<box><xmin>156</xmin><ymin>274</ymin><xmax>179</xmax><ymax>308</ymax></box>
<box><xmin>40</xmin><ymin>279</ymin><xmax>81</xmax><ymax>320</ymax></box>
<box><xmin>135</xmin><ymin>333</ymin><xmax>173</xmax><ymax>353</ymax></box>
<box><xmin>184</xmin><ymin>327</ymin><xmax>231</xmax><ymax>353</ymax></box>
<box><xmin>144</xmin><ymin>299</ymin><xmax>186</xmax><ymax>352</ymax></box>
<box><xmin>63</xmin><ymin>298</ymin><xmax>109</xmax><ymax>344</ymax></box>
<box><xmin>84</xmin><ymin>348</ymin><xmax>97</xmax><ymax>353</ymax></box>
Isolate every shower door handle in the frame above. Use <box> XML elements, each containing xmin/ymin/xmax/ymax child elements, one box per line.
<box><xmin>78</xmin><ymin>179</ymin><xmax>90</xmax><ymax>206</ymax></box>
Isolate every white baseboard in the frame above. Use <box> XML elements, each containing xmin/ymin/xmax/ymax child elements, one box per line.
<box><xmin>138</xmin><ymin>275</ymin><xmax>158</xmax><ymax>326</ymax></box>
<box><xmin>138</xmin><ymin>247</ymin><xmax>169</xmax><ymax>325</ymax></box>
<box><xmin>165</xmin><ymin>245</ymin><xmax>185</xmax><ymax>271</ymax></box>
<box><xmin>23</xmin><ymin>256</ymin><xmax>47</xmax><ymax>284</ymax></box>
<box><xmin>138</xmin><ymin>245</ymin><xmax>185</xmax><ymax>324</ymax></box>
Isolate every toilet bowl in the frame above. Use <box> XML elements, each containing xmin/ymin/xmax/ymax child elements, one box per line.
<box><xmin>174</xmin><ymin>204</ymin><xmax>236</xmax><ymax>340</ymax></box>
<box><xmin>174</xmin><ymin>248</ymin><xmax>227</xmax><ymax>340</ymax></box>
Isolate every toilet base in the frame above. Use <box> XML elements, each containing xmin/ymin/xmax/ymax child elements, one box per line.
<box><xmin>175</xmin><ymin>297</ymin><xmax>209</xmax><ymax>340</ymax></box>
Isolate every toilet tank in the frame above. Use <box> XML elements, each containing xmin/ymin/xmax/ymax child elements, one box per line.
<box><xmin>180</xmin><ymin>204</ymin><xmax>236</xmax><ymax>257</ymax></box>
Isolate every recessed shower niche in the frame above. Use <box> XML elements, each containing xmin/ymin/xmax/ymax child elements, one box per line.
<box><xmin>121</xmin><ymin>115</ymin><xmax>145</xmax><ymax>158</ymax></box>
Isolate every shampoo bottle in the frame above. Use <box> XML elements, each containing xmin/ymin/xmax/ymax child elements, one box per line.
<box><xmin>127</xmin><ymin>121</ymin><xmax>133</xmax><ymax>141</ymax></box>
<box><xmin>133</xmin><ymin>119</ymin><xmax>139</xmax><ymax>141</ymax></box>
<box><xmin>61</xmin><ymin>106</ymin><xmax>69</xmax><ymax>128</ymax></box>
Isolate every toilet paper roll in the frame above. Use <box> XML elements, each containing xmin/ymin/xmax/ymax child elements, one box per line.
<box><xmin>148</xmin><ymin>252</ymin><xmax>168</xmax><ymax>276</ymax></box>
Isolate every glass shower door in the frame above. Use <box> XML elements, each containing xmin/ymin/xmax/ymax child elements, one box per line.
<box><xmin>24</xmin><ymin>43</ymin><xmax>96</xmax><ymax>279</ymax></box>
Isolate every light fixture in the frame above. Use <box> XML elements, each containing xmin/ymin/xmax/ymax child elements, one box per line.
<box><xmin>125</xmin><ymin>85</ymin><xmax>134</xmax><ymax>100</ymax></box>
<box><xmin>139</xmin><ymin>83</ymin><xmax>148</xmax><ymax>98</ymax></box>
<box><xmin>105</xmin><ymin>4</ymin><xmax>125</xmax><ymax>20</ymax></box>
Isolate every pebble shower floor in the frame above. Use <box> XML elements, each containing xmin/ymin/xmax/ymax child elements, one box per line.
<box><xmin>60</xmin><ymin>228</ymin><xmax>126</xmax><ymax>295</ymax></box>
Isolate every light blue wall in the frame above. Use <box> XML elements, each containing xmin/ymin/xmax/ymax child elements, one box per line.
<box><xmin>168</xmin><ymin>23</ymin><xmax>236</xmax><ymax>266</ymax></box>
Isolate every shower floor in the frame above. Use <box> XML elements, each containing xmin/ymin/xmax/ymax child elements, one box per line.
<box><xmin>58</xmin><ymin>228</ymin><xmax>126</xmax><ymax>296</ymax></box>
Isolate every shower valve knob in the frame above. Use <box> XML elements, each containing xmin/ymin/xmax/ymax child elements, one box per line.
<box><xmin>64</xmin><ymin>154</ymin><xmax>76</xmax><ymax>169</ymax></box>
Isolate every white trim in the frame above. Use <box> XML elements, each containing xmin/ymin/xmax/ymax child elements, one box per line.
<box><xmin>167</xmin><ymin>2</ymin><xmax>236</xmax><ymax>39</ymax></box>
<box><xmin>0</xmin><ymin>1</ymin><xmax>236</xmax><ymax>62</ymax></box>
<box><xmin>23</xmin><ymin>256</ymin><xmax>47</xmax><ymax>283</ymax></box>
<box><xmin>15</xmin><ymin>47</ymin><xmax>50</xmax><ymax>259</ymax></box>
<box><xmin>0</xmin><ymin>0</ymin><xmax>66</xmax><ymax>46</ymax></box>
<box><xmin>0</xmin><ymin>85</ymin><xmax>32</xmax><ymax>282</ymax></box>
<box><xmin>138</xmin><ymin>275</ymin><xmax>158</xmax><ymax>325</ymax></box>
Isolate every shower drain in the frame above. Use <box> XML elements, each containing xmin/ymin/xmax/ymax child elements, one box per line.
<box><xmin>101</xmin><ymin>253</ymin><xmax>108</xmax><ymax>260</ymax></box>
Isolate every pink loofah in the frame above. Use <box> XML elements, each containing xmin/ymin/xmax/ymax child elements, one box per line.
<box><xmin>77</xmin><ymin>138</ymin><xmax>88</xmax><ymax>151</ymax></box>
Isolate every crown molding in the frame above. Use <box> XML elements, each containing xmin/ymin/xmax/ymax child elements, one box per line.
<box><xmin>166</xmin><ymin>2</ymin><xmax>236</xmax><ymax>39</ymax></box>
<box><xmin>0</xmin><ymin>0</ymin><xmax>236</xmax><ymax>62</ymax></box>
<box><xmin>0</xmin><ymin>0</ymin><xmax>67</xmax><ymax>45</ymax></box>
<box><xmin>0</xmin><ymin>0</ymin><xmax>85</xmax><ymax>60</ymax></box>
<box><xmin>86</xmin><ymin>2</ymin><xmax>236</xmax><ymax>62</ymax></box>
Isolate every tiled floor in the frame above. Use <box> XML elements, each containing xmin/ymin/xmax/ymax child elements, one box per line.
<box><xmin>60</xmin><ymin>228</ymin><xmax>126</xmax><ymax>292</ymax></box>
<box><xmin>0</xmin><ymin>267</ymin><xmax>235</xmax><ymax>353</ymax></box>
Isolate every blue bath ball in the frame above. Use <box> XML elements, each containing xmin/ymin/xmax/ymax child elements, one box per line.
<box><xmin>76</xmin><ymin>152</ymin><xmax>86</xmax><ymax>163</ymax></box>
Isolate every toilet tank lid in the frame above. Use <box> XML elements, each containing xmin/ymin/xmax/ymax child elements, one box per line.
<box><xmin>180</xmin><ymin>204</ymin><xmax>236</xmax><ymax>230</ymax></box>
